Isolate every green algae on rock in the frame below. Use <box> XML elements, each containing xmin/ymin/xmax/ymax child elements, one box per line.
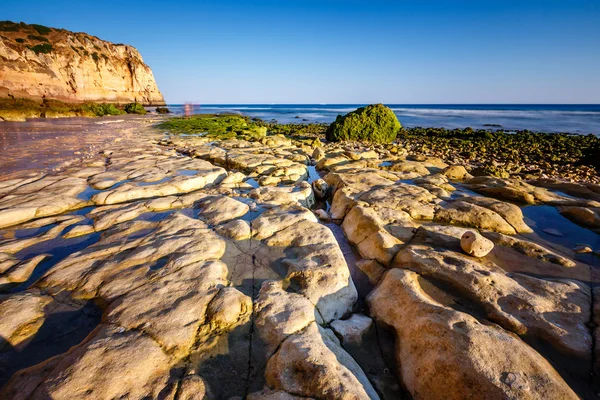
<box><xmin>159</xmin><ymin>114</ymin><xmax>268</xmax><ymax>139</ymax></box>
<box><xmin>123</xmin><ymin>102</ymin><xmax>147</xmax><ymax>115</ymax></box>
<box><xmin>0</xmin><ymin>97</ymin><xmax>126</xmax><ymax>121</ymax></box>
<box><xmin>326</xmin><ymin>104</ymin><xmax>402</xmax><ymax>144</ymax></box>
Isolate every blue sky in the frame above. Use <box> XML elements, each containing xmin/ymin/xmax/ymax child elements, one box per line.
<box><xmin>1</xmin><ymin>0</ymin><xmax>599</xmax><ymax>104</ymax></box>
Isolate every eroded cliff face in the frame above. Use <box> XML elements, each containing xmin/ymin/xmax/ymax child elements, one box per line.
<box><xmin>0</xmin><ymin>21</ymin><xmax>165</xmax><ymax>105</ymax></box>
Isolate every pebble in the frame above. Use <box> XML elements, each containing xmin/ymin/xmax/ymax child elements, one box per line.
<box><xmin>573</xmin><ymin>245</ymin><xmax>593</xmax><ymax>253</ymax></box>
<box><xmin>460</xmin><ymin>231</ymin><xmax>494</xmax><ymax>257</ymax></box>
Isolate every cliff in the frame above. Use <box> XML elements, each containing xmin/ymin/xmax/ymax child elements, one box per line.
<box><xmin>0</xmin><ymin>21</ymin><xmax>165</xmax><ymax>106</ymax></box>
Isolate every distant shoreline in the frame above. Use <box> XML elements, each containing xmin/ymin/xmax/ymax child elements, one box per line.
<box><xmin>164</xmin><ymin>104</ymin><xmax>600</xmax><ymax>135</ymax></box>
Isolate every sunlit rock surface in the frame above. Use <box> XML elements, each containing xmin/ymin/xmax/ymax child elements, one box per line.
<box><xmin>0</xmin><ymin>127</ymin><xmax>598</xmax><ymax>399</ymax></box>
<box><xmin>0</xmin><ymin>22</ymin><xmax>164</xmax><ymax>106</ymax></box>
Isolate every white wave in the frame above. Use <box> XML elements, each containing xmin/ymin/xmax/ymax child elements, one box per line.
<box><xmin>390</xmin><ymin>108</ymin><xmax>600</xmax><ymax>118</ymax></box>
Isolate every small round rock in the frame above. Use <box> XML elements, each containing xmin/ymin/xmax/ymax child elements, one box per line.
<box><xmin>461</xmin><ymin>231</ymin><xmax>494</xmax><ymax>258</ymax></box>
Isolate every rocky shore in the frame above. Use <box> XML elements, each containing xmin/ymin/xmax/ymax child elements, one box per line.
<box><xmin>0</xmin><ymin>111</ymin><xmax>599</xmax><ymax>399</ymax></box>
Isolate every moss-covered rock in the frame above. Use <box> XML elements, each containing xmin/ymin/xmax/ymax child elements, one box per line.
<box><xmin>82</xmin><ymin>103</ymin><xmax>124</xmax><ymax>117</ymax></box>
<box><xmin>158</xmin><ymin>114</ymin><xmax>267</xmax><ymax>139</ymax></box>
<box><xmin>124</xmin><ymin>103</ymin><xmax>147</xmax><ymax>115</ymax></box>
<box><xmin>326</xmin><ymin>104</ymin><xmax>401</xmax><ymax>144</ymax></box>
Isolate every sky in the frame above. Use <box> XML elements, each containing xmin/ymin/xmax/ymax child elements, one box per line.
<box><xmin>1</xmin><ymin>0</ymin><xmax>599</xmax><ymax>104</ymax></box>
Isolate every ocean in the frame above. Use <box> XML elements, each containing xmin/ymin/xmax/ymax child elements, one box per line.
<box><xmin>164</xmin><ymin>104</ymin><xmax>600</xmax><ymax>134</ymax></box>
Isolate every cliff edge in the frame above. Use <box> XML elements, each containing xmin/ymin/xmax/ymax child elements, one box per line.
<box><xmin>0</xmin><ymin>21</ymin><xmax>165</xmax><ymax>106</ymax></box>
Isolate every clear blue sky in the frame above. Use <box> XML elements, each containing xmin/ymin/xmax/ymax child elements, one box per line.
<box><xmin>1</xmin><ymin>0</ymin><xmax>599</xmax><ymax>104</ymax></box>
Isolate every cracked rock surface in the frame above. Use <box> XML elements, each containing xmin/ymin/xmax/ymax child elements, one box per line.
<box><xmin>0</xmin><ymin>124</ymin><xmax>598</xmax><ymax>399</ymax></box>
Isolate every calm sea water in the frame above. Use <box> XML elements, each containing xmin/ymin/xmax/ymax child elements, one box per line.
<box><xmin>164</xmin><ymin>104</ymin><xmax>600</xmax><ymax>134</ymax></box>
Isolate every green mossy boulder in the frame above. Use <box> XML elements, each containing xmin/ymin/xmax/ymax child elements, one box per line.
<box><xmin>82</xmin><ymin>103</ymin><xmax>124</xmax><ymax>117</ymax></box>
<box><xmin>326</xmin><ymin>104</ymin><xmax>401</xmax><ymax>144</ymax></box>
<box><xmin>124</xmin><ymin>103</ymin><xmax>147</xmax><ymax>115</ymax></box>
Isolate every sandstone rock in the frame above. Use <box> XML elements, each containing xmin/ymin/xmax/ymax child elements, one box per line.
<box><xmin>0</xmin><ymin>23</ymin><xmax>164</xmax><ymax>105</ymax></box>
<box><xmin>40</xmin><ymin>213</ymin><xmax>226</xmax><ymax>301</ymax></box>
<box><xmin>325</xmin><ymin>170</ymin><xmax>394</xmax><ymax>195</ymax></box>
<box><xmin>313</xmin><ymin>209</ymin><xmax>330</xmax><ymax>221</ymax></box>
<box><xmin>13</xmin><ymin>325</ymin><xmax>175</xmax><ymax>399</ymax></box>
<box><xmin>329</xmin><ymin>186</ymin><xmax>359</xmax><ymax>220</ymax></box>
<box><xmin>259</xmin><ymin>176</ymin><xmax>282</xmax><ymax>186</ymax></box>
<box><xmin>558</xmin><ymin>206</ymin><xmax>600</xmax><ymax>228</ymax></box>
<box><xmin>342</xmin><ymin>205</ymin><xmax>403</xmax><ymax>265</ymax></box>
<box><xmin>0</xmin><ymin>176</ymin><xmax>89</xmax><ymax>229</ymax></box>
<box><xmin>62</xmin><ymin>224</ymin><xmax>95</xmax><ymax>239</ymax></box>
<box><xmin>221</xmin><ymin>171</ymin><xmax>246</xmax><ymax>185</ymax></box>
<box><xmin>367</xmin><ymin>269</ymin><xmax>579</xmax><ymax>400</ymax></box>
<box><xmin>312</xmin><ymin>178</ymin><xmax>328</xmax><ymax>199</ymax></box>
<box><xmin>358</xmin><ymin>183</ymin><xmax>437</xmax><ymax>220</ymax></box>
<box><xmin>91</xmin><ymin>165</ymin><xmax>226</xmax><ymax>205</ymax></box>
<box><xmin>106</xmin><ymin>260</ymin><xmax>229</xmax><ymax>356</ymax></box>
<box><xmin>266</xmin><ymin>322</ymin><xmax>380</xmax><ymax>399</ymax></box>
<box><xmin>205</xmin><ymin>287</ymin><xmax>252</xmax><ymax>333</ymax></box>
<box><xmin>393</xmin><ymin>245</ymin><xmax>592</xmax><ymax>361</ymax></box>
<box><xmin>482</xmin><ymin>231</ymin><xmax>576</xmax><ymax>268</ymax></box>
<box><xmin>262</xmin><ymin>220</ymin><xmax>357</xmax><ymax>322</ymax></box>
<box><xmin>573</xmin><ymin>244</ymin><xmax>593</xmax><ymax>253</ymax></box>
<box><xmin>443</xmin><ymin>165</ymin><xmax>473</xmax><ymax>180</ymax></box>
<box><xmin>312</xmin><ymin>147</ymin><xmax>325</xmax><ymax>162</ymax></box>
<box><xmin>434</xmin><ymin>201</ymin><xmax>517</xmax><ymax>234</ymax></box>
<box><xmin>461</xmin><ymin>230</ymin><xmax>494</xmax><ymax>257</ymax></box>
<box><xmin>215</xmin><ymin>219</ymin><xmax>252</xmax><ymax>240</ymax></box>
<box><xmin>389</xmin><ymin>160</ymin><xmax>430</xmax><ymax>176</ymax></box>
<box><xmin>330</xmin><ymin>314</ymin><xmax>373</xmax><ymax>345</ymax></box>
<box><xmin>460</xmin><ymin>196</ymin><xmax>532</xmax><ymax>233</ymax></box>
<box><xmin>356</xmin><ymin>259</ymin><xmax>386</xmax><ymax>285</ymax></box>
<box><xmin>0</xmin><ymin>254</ymin><xmax>47</xmax><ymax>284</ymax></box>
<box><xmin>466</xmin><ymin>176</ymin><xmax>537</xmax><ymax>204</ymax></box>
<box><xmin>197</xmin><ymin>195</ymin><xmax>249</xmax><ymax>225</ymax></box>
<box><xmin>254</xmin><ymin>280</ymin><xmax>322</xmax><ymax>356</ymax></box>
<box><xmin>0</xmin><ymin>291</ymin><xmax>51</xmax><ymax>348</ymax></box>
<box><xmin>252</xmin><ymin>205</ymin><xmax>317</xmax><ymax>240</ymax></box>
<box><xmin>248</xmin><ymin>388</ymin><xmax>312</xmax><ymax>399</ymax></box>
<box><xmin>249</xmin><ymin>182</ymin><xmax>315</xmax><ymax>208</ymax></box>
<box><xmin>177</xmin><ymin>375</ymin><xmax>213</xmax><ymax>400</ymax></box>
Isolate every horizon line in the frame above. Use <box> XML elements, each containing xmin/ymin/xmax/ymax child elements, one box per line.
<box><xmin>163</xmin><ymin>103</ymin><xmax>600</xmax><ymax>106</ymax></box>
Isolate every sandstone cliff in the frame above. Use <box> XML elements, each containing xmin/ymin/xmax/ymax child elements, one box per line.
<box><xmin>0</xmin><ymin>21</ymin><xmax>165</xmax><ymax>105</ymax></box>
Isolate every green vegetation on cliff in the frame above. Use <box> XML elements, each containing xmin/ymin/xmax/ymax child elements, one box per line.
<box><xmin>29</xmin><ymin>43</ymin><xmax>52</xmax><ymax>54</ymax></box>
<box><xmin>159</xmin><ymin>114</ymin><xmax>267</xmax><ymax>139</ymax></box>
<box><xmin>326</xmin><ymin>104</ymin><xmax>401</xmax><ymax>144</ymax></box>
<box><xmin>82</xmin><ymin>103</ymin><xmax>124</xmax><ymax>117</ymax></box>
<box><xmin>124</xmin><ymin>103</ymin><xmax>147</xmax><ymax>115</ymax></box>
<box><xmin>27</xmin><ymin>34</ymin><xmax>48</xmax><ymax>42</ymax></box>
<box><xmin>0</xmin><ymin>21</ymin><xmax>53</xmax><ymax>34</ymax></box>
<box><xmin>0</xmin><ymin>98</ymin><xmax>149</xmax><ymax>121</ymax></box>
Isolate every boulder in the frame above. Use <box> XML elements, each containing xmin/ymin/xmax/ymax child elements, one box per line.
<box><xmin>265</xmin><ymin>322</ymin><xmax>380</xmax><ymax>399</ymax></box>
<box><xmin>330</xmin><ymin>314</ymin><xmax>373</xmax><ymax>346</ymax></box>
<box><xmin>393</xmin><ymin>245</ymin><xmax>592</xmax><ymax>361</ymax></box>
<box><xmin>434</xmin><ymin>201</ymin><xmax>517</xmax><ymax>234</ymax></box>
<box><xmin>443</xmin><ymin>165</ymin><xmax>473</xmax><ymax>180</ymax></box>
<box><xmin>312</xmin><ymin>178</ymin><xmax>329</xmax><ymax>199</ymax></box>
<box><xmin>326</xmin><ymin>104</ymin><xmax>401</xmax><ymax>144</ymax></box>
<box><xmin>461</xmin><ymin>230</ymin><xmax>494</xmax><ymax>257</ymax></box>
<box><xmin>367</xmin><ymin>269</ymin><xmax>579</xmax><ymax>400</ymax></box>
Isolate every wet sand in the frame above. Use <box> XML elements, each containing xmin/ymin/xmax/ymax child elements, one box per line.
<box><xmin>0</xmin><ymin>115</ymin><xmax>165</xmax><ymax>177</ymax></box>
